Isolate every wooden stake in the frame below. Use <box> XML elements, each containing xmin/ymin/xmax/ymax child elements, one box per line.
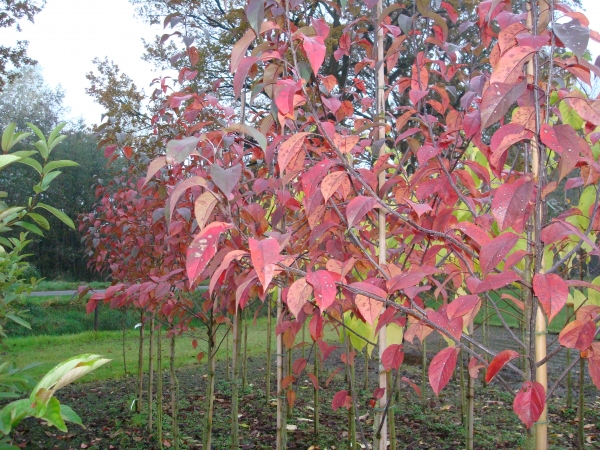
<box><xmin>375</xmin><ymin>0</ymin><xmax>387</xmax><ymax>445</ymax></box>
<box><xmin>137</xmin><ymin>311</ymin><xmax>144</xmax><ymax>413</ymax></box>
<box><xmin>148</xmin><ymin>317</ymin><xmax>155</xmax><ymax>433</ymax></box>
<box><xmin>157</xmin><ymin>325</ymin><xmax>163</xmax><ymax>448</ymax></box>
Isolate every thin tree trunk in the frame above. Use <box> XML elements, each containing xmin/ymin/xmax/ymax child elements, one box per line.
<box><xmin>364</xmin><ymin>351</ymin><xmax>369</xmax><ymax>391</ymax></box>
<box><xmin>466</xmin><ymin>324</ymin><xmax>474</xmax><ymax>450</ymax></box>
<box><xmin>170</xmin><ymin>332</ymin><xmax>179</xmax><ymax>450</ymax></box>
<box><xmin>122</xmin><ymin>308</ymin><xmax>128</xmax><ymax>395</ymax></box>
<box><xmin>137</xmin><ymin>311</ymin><xmax>144</xmax><ymax>413</ymax></box>
<box><xmin>203</xmin><ymin>319</ymin><xmax>216</xmax><ymax>450</ymax></box>
<box><xmin>422</xmin><ymin>340</ymin><xmax>427</xmax><ymax>412</ymax></box>
<box><xmin>287</xmin><ymin>347</ymin><xmax>293</xmax><ymax>419</ymax></box>
<box><xmin>266</xmin><ymin>294</ymin><xmax>272</xmax><ymax>403</ymax></box>
<box><xmin>302</xmin><ymin>322</ymin><xmax>306</xmax><ymax>359</ymax></box>
<box><xmin>313</xmin><ymin>345</ymin><xmax>319</xmax><ymax>438</ymax></box>
<box><xmin>347</xmin><ymin>339</ymin><xmax>356</xmax><ymax>450</ymax></box>
<box><xmin>276</xmin><ymin>288</ymin><xmax>287</xmax><ymax>449</ymax></box>
<box><xmin>459</xmin><ymin>350</ymin><xmax>466</xmax><ymax>426</ymax></box>
<box><xmin>386</xmin><ymin>370</ymin><xmax>396</xmax><ymax>450</ymax></box>
<box><xmin>226</xmin><ymin>325</ymin><xmax>230</xmax><ymax>381</ymax></box>
<box><xmin>148</xmin><ymin>317</ymin><xmax>155</xmax><ymax>433</ymax></box>
<box><xmin>230</xmin><ymin>306</ymin><xmax>242</xmax><ymax>450</ymax></box>
<box><xmin>242</xmin><ymin>310</ymin><xmax>248</xmax><ymax>391</ymax></box>
<box><xmin>578</xmin><ymin>357</ymin><xmax>585</xmax><ymax>450</ymax></box>
<box><xmin>566</xmin><ymin>304</ymin><xmax>573</xmax><ymax>409</ymax></box>
<box><xmin>157</xmin><ymin>325</ymin><xmax>163</xmax><ymax>448</ymax></box>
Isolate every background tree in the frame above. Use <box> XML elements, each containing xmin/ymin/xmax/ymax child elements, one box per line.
<box><xmin>0</xmin><ymin>0</ymin><xmax>46</xmax><ymax>91</ymax></box>
<box><xmin>0</xmin><ymin>66</ymin><xmax>116</xmax><ymax>280</ymax></box>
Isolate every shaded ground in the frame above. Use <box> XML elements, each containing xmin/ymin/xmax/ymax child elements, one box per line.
<box><xmin>8</xmin><ymin>342</ymin><xmax>600</xmax><ymax>450</ymax></box>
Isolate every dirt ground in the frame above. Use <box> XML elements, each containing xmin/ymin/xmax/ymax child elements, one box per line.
<box><xmin>8</xmin><ymin>339</ymin><xmax>600</xmax><ymax>450</ymax></box>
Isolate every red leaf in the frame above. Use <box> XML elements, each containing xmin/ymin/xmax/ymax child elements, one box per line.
<box><xmin>559</xmin><ymin>320</ymin><xmax>596</xmax><ymax>351</ymax></box>
<box><xmin>144</xmin><ymin>156</ymin><xmax>167</xmax><ymax>185</ymax></box>
<box><xmin>346</xmin><ymin>196</ymin><xmax>380</xmax><ymax>228</ymax></box>
<box><xmin>416</xmin><ymin>145</ymin><xmax>440</xmax><ymax>165</ymax></box>
<box><xmin>308</xmin><ymin>373</ymin><xmax>319</xmax><ymax>390</ymax></box>
<box><xmin>321</xmin><ymin>171</ymin><xmax>348</xmax><ymax>202</ymax></box>
<box><xmin>287</xmin><ymin>277</ymin><xmax>313</xmax><ymax>317</ymax></box>
<box><xmin>428</xmin><ymin>347</ymin><xmax>459</xmax><ymax>396</ymax></box>
<box><xmin>480</xmin><ymin>81</ymin><xmax>527</xmax><ymax>129</ymax></box>
<box><xmin>186</xmin><ymin>222</ymin><xmax>232</xmax><ymax>287</ymax></box>
<box><xmin>405</xmin><ymin>198</ymin><xmax>433</xmax><ymax>217</ymax></box>
<box><xmin>309</xmin><ymin>313</ymin><xmax>323</xmax><ymax>341</ymax></box>
<box><xmin>351</xmin><ymin>282</ymin><xmax>386</xmax><ymax>325</ymax></box>
<box><xmin>168</xmin><ymin>176</ymin><xmax>208</xmax><ymax>223</ymax></box>
<box><xmin>485</xmin><ymin>350</ymin><xmax>519</xmax><ymax>383</ymax></box>
<box><xmin>401</xmin><ymin>377</ymin><xmax>422</xmax><ymax>397</ymax></box>
<box><xmin>453</xmin><ymin>222</ymin><xmax>491</xmax><ymax>247</ymax></box>
<box><xmin>192</xmin><ymin>339</ymin><xmax>198</xmax><ymax>349</ymax></box>
<box><xmin>282</xmin><ymin>375</ymin><xmax>295</xmax><ymax>389</ymax></box>
<box><xmin>287</xmin><ymin>389</ymin><xmax>296</xmax><ymax>409</ymax></box>
<box><xmin>480</xmin><ymin>232</ymin><xmax>519</xmax><ymax>276</ymax></box>
<box><xmin>491</xmin><ymin>177</ymin><xmax>534</xmax><ymax>232</ymax></box>
<box><xmin>301</xmin><ymin>33</ymin><xmax>326</xmax><ymax>74</ymax></box>
<box><xmin>233</xmin><ymin>56</ymin><xmax>258</xmax><ymax>98</ymax></box>
<box><xmin>490</xmin><ymin>46</ymin><xmax>537</xmax><ymax>84</ymax></box>
<box><xmin>446</xmin><ymin>295</ymin><xmax>480</xmax><ymax>321</ymax></box>
<box><xmin>513</xmin><ymin>381</ymin><xmax>545</xmax><ymax>429</ymax></box>
<box><xmin>474</xmin><ymin>271</ymin><xmax>521</xmax><ymax>293</ymax></box>
<box><xmin>318</xmin><ymin>340</ymin><xmax>337</xmax><ymax>360</ymax></box>
<box><xmin>306</xmin><ymin>270</ymin><xmax>337</xmax><ymax>310</ymax></box>
<box><xmin>292</xmin><ymin>358</ymin><xmax>307</xmax><ymax>375</ymax></box>
<box><xmin>533</xmin><ymin>273</ymin><xmax>568</xmax><ymax>324</ymax></box>
<box><xmin>278</xmin><ymin>132</ymin><xmax>309</xmax><ymax>173</ymax></box>
<box><xmin>381</xmin><ymin>344</ymin><xmax>405</xmax><ymax>371</ymax></box>
<box><xmin>468</xmin><ymin>357</ymin><xmax>485</xmax><ymax>379</ymax></box>
<box><xmin>231</xmin><ymin>29</ymin><xmax>255</xmax><ymax>73</ymax></box>
<box><xmin>332</xmin><ymin>390</ymin><xmax>352</xmax><ymax>411</ymax></box>
<box><xmin>249</xmin><ymin>238</ymin><xmax>281</xmax><ymax>290</ymax></box>
<box><xmin>540</xmin><ymin>124</ymin><xmax>586</xmax><ymax>180</ymax></box>
<box><xmin>196</xmin><ymin>352</ymin><xmax>205</xmax><ymax>363</ymax></box>
<box><xmin>209</xmin><ymin>250</ymin><xmax>248</xmax><ymax>295</ymax></box>
<box><xmin>587</xmin><ymin>343</ymin><xmax>600</xmax><ymax>389</ymax></box>
<box><xmin>372</xmin><ymin>387</ymin><xmax>386</xmax><ymax>400</ymax></box>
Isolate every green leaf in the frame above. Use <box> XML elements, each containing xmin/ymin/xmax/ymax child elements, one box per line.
<box><xmin>0</xmin><ymin>207</ymin><xmax>25</xmax><ymax>223</ymax></box>
<box><xmin>41</xmin><ymin>397</ymin><xmax>67</xmax><ymax>432</ymax></box>
<box><xmin>26</xmin><ymin>213</ymin><xmax>50</xmax><ymax>230</ymax></box>
<box><xmin>26</xmin><ymin>123</ymin><xmax>45</xmax><ymax>142</ymax></box>
<box><xmin>1</xmin><ymin>123</ymin><xmax>16</xmax><ymax>152</ymax></box>
<box><xmin>18</xmin><ymin>157</ymin><xmax>43</xmax><ymax>174</ymax></box>
<box><xmin>30</xmin><ymin>354</ymin><xmax>110</xmax><ymax>409</ymax></box>
<box><xmin>0</xmin><ymin>399</ymin><xmax>34</xmax><ymax>435</ymax></box>
<box><xmin>8</xmin><ymin>132</ymin><xmax>32</xmax><ymax>151</ymax></box>
<box><xmin>0</xmin><ymin>155</ymin><xmax>21</xmax><ymax>171</ymax></box>
<box><xmin>33</xmin><ymin>141</ymin><xmax>49</xmax><ymax>159</ymax></box>
<box><xmin>35</xmin><ymin>203</ymin><xmax>75</xmax><ymax>229</ymax></box>
<box><xmin>42</xmin><ymin>159</ymin><xmax>78</xmax><ymax>174</ymax></box>
<box><xmin>47</xmin><ymin>123</ymin><xmax>67</xmax><ymax>147</ymax></box>
<box><xmin>5</xmin><ymin>314</ymin><xmax>30</xmax><ymax>330</ymax></box>
<box><xmin>559</xmin><ymin>101</ymin><xmax>584</xmax><ymax>130</ymax></box>
<box><xmin>40</xmin><ymin>171</ymin><xmax>62</xmax><ymax>190</ymax></box>
<box><xmin>59</xmin><ymin>404</ymin><xmax>82</xmax><ymax>427</ymax></box>
<box><xmin>14</xmin><ymin>221</ymin><xmax>44</xmax><ymax>237</ymax></box>
<box><xmin>48</xmin><ymin>134</ymin><xmax>67</xmax><ymax>153</ymax></box>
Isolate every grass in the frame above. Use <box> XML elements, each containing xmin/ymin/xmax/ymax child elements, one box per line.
<box><xmin>1</xmin><ymin>316</ymin><xmax>331</xmax><ymax>382</ymax></box>
<box><xmin>32</xmin><ymin>280</ymin><xmax>110</xmax><ymax>292</ymax></box>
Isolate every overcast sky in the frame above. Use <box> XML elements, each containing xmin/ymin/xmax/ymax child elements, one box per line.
<box><xmin>0</xmin><ymin>0</ymin><xmax>599</xmax><ymax>126</ymax></box>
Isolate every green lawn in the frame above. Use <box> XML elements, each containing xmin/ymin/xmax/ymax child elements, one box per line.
<box><xmin>32</xmin><ymin>280</ymin><xmax>110</xmax><ymax>292</ymax></box>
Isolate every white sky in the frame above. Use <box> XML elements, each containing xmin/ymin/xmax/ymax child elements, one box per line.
<box><xmin>0</xmin><ymin>0</ymin><xmax>599</xmax><ymax>126</ymax></box>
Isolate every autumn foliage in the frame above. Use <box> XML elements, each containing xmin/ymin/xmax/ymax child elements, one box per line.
<box><xmin>83</xmin><ymin>0</ymin><xmax>600</xmax><ymax>446</ymax></box>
